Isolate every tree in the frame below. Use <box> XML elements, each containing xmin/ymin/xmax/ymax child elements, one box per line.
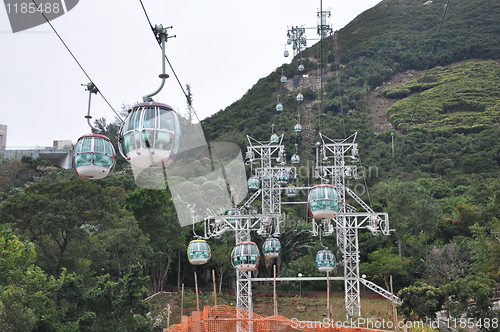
<box><xmin>125</xmin><ymin>188</ymin><xmax>187</xmax><ymax>292</ymax></box>
<box><xmin>423</xmin><ymin>243</ymin><xmax>470</xmax><ymax>286</ymax></box>
<box><xmin>397</xmin><ymin>282</ymin><xmax>444</xmax><ymax>321</ymax></box>
<box><xmin>0</xmin><ymin>178</ymin><xmax>120</xmax><ymax>278</ymax></box>
<box><xmin>360</xmin><ymin>247</ymin><xmax>412</xmax><ymax>290</ymax></box>
<box><xmin>0</xmin><ymin>234</ymin><xmax>63</xmax><ymax>331</ymax></box>
<box><xmin>58</xmin><ymin>265</ymin><xmax>152</xmax><ymax>331</ymax></box>
<box><xmin>442</xmin><ymin>274</ymin><xmax>498</xmax><ymax>330</ymax></box>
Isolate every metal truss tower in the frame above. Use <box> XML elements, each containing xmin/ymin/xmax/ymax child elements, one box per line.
<box><xmin>317</xmin><ymin>6</ymin><xmax>332</xmax><ymax>39</ymax></box>
<box><xmin>286</xmin><ymin>25</ymin><xmax>307</xmax><ymax>57</ymax></box>
<box><xmin>202</xmin><ymin>134</ymin><xmax>294</xmax><ymax>314</ymax></box>
<box><xmin>314</xmin><ymin>132</ymin><xmax>392</xmax><ymax>317</ymax></box>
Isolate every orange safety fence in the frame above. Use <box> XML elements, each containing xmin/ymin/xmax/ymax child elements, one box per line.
<box><xmin>165</xmin><ymin>305</ymin><xmax>396</xmax><ymax>332</ymax></box>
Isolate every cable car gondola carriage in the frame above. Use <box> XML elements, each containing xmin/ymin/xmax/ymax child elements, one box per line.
<box><xmin>247</xmin><ymin>176</ymin><xmax>260</xmax><ymax>191</ymax></box>
<box><xmin>276</xmin><ymin>103</ymin><xmax>284</xmax><ymax>112</ymax></box>
<box><xmin>263</xmin><ymin>238</ymin><xmax>281</xmax><ymax>259</ymax></box>
<box><xmin>315</xmin><ymin>249</ymin><xmax>336</xmax><ymax>273</ymax></box>
<box><xmin>276</xmin><ymin>169</ymin><xmax>290</xmax><ymax>186</ymax></box>
<box><xmin>227</xmin><ymin>208</ymin><xmax>241</xmax><ymax>223</ymax></box>
<box><xmin>280</xmin><ymin>75</ymin><xmax>287</xmax><ymax>83</ymax></box>
<box><xmin>294</xmin><ymin>123</ymin><xmax>302</xmax><ymax>132</ymax></box>
<box><xmin>117</xmin><ymin>24</ymin><xmax>181</xmax><ymax>169</ymax></box>
<box><xmin>296</xmin><ymin>93</ymin><xmax>304</xmax><ymax>102</ymax></box>
<box><xmin>74</xmin><ymin>83</ymin><xmax>116</xmax><ymax>180</ymax></box>
<box><xmin>118</xmin><ymin>101</ymin><xmax>180</xmax><ymax>168</ymax></box>
<box><xmin>270</xmin><ymin>133</ymin><xmax>279</xmax><ymax>143</ymax></box>
<box><xmin>291</xmin><ymin>154</ymin><xmax>300</xmax><ymax>164</ymax></box>
<box><xmin>231</xmin><ymin>241</ymin><xmax>260</xmax><ymax>272</ymax></box>
<box><xmin>286</xmin><ymin>185</ymin><xmax>297</xmax><ymax>197</ymax></box>
<box><xmin>187</xmin><ymin>239</ymin><xmax>211</xmax><ymax>265</ymax></box>
<box><xmin>74</xmin><ymin>134</ymin><xmax>116</xmax><ymax>179</ymax></box>
<box><xmin>308</xmin><ymin>184</ymin><xmax>341</xmax><ymax>220</ymax></box>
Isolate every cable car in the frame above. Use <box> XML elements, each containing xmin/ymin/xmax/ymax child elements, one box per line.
<box><xmin>284</xmin><ymin>50</ymin><xmax>290</xmax><ymax>57</ymax></box>
<box><xmin>118</xmin><ymin>101</ymin><xmax>180</xmax><ymax>169</ymax></box>
<box><xmin>308</xmin><ymin>184</ymin><xmax>341</xmax><ymax>220</ymax></box>
<box><xmin>227</xmin><ymin>208</ymin><xmax>241</xmax><ymax>223</ymax></box>
<box><xmin>286</xmin><ymin>185</ymin><xmax>297</xmax><ymax>197</ymax></box>
<box><xmin>74</xmin><ymin>134</ymin><xmax>116</xmax><ymax>179</ymax></box>
<box><xmin>263</xmin><ymin>238</ymin><xmax>281</xmax><ymax>259</ymax></box>
<box><xmin>298</xmin><ymin>64</ymin><xmax>305</xmax><ymax>72</ymax></box>
<box><xmin>291</xmin><ymin>154</ymin><xmax>300</xmax><ymax>164</ymax></box>
<box><xmin>280</xmin><ymin>75</ymin><xmax>287</xmax><ymax>83</ymax></box>
<box><xmin>270</xmin><ymin>134</ymin><xmax>279</xmax><ymax>143</ymax></box>
<box><xmin>296</xmin><ymin>93</ymin><xmax>304</xmax><ymax>102</ymax></box>
<box><xmin>187</xmin><ymin>240</ymin><xmax>211</xmax><ymax>265</ymax></box>
<box><xmin>276</xmin><ymin>170</ymin><xmax>290</xmax><ymax>186</ymax></box>
<box><xmin>294</xmin><ymin>123</ymin><xmax>302</xmax><ymax>132</ymax></box>
<box><xmin>248</xmin><ymin>176</ymin><xmax>260</xmax><ymax>191</ymax></box>
<box><xmin>231</xmin><ymin>241</ymin><xmax>260</xmax><ymax>272</ymax></box>
<box><xmin>315</xmin><ymin>249</ymin><xmax>336</xmax><ymax>273</ymax></box>
<box><xmin>276</xmin><ymin>103</ymin><xmax>284</xmax><ymax>111</ymax></box>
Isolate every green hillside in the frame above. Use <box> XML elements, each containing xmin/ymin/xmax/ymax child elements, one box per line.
<box><xmin>1</xmin><ymin>0</ymin><xmax>500</xmax><ymax>330</ymax></box>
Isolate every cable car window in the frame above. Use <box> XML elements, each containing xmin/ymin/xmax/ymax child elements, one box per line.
<box><xmin>159</xmin><ymin>109</ymin><xmax>174</xmax><ymax>131</ymax></box>
<box><xmin>125</xmin><ymin>109</ymin><xmax>139</xmax><ymax>131</ymax></box>
<box><xmin>143</xmin><ymin>107</ymin><xmax>155</xmax><ymax>128</ymax></box>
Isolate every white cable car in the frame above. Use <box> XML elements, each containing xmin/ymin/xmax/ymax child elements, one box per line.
<box><xmin>291</xmin><ymin>154</ymin><xmax>300</xmax><ymax>164</ymax></box>
<box><xmin>276</xmin><ymin>170</ymin><xmax>290</xmax><ymax>186</ymax></box>
<box><xmin>298</xmin><ymin>64</ymin><xmax>305</xmax><ymax>72</ymax></box>
<box><xmin>315</xmin><ymin>249</ymin><xmax>336</xmax><ymax>273</ymax></box>
<box><xmin>270</xmin><ymin>134</ymin><xmax>279</xmax><ymax>143</ymax></box>
<box><xmin>118</xmin><ymin>101</ymin><xmax>180</xmax><ymax>169</ymax></box>
<box><xmin>187</xmin><ymin>240</ymin><xmax>211</xmax><ymax>265</ymax></box>
<box><xmin>286</xmin><ymin>185</ymin><xmax>297</xmax><ymax>197</ymax></box>
<box><xmin>227</xmin><ymin>208</ymin><xmax>241</xmax><ymax>223</ymax></box>
<box><xmin>276</xmin><ymin>103</ymin><xmax>284</xmax><ymax>111</ymax></box>
<box><xmin>74</xmin><ymin>134</ymin><xmax>116</xmax><ymax>179</ymax></box>
<box><xmin>308</xmin><ymin>184</ymin><xmax>341</xmax><ymax>220</ymax></box>
<box><xmin>294</xmin><ymin>123</ymin><xmax>302</xmax><ymax>132</ymax></box>
<box><xmin>231</xmin><ymin>241</ymin><xmax>260</xmax><ymax>272</ymax></box>
<box><xmin>248</xmin><ymin>176</ymin><xmax>260</xmax><ymax>191</ymax></box>
<box><xmin>284</xmin><ymin>50</ymin><xmax>290</xmax><ymax>57</ymax></box>
<box><xmin>263</xmin><ymin>238</ymin><xmax>281</xmax><ymax>259</ymax></box>
<box><xmin>296</xmin><ymin>93</ymin><xmax>304</xmax><ymax>102</ymax></box>
<box><xmin>280</xmin><ymin>75</ymin><xmax>287</xmax><ymax>83</ymax></box>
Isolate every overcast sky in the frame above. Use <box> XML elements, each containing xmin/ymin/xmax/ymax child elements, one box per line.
<box><xmin>0</xmin><ymin>0</ymin><xmax>381</xmax><ymax>147</ymax></box>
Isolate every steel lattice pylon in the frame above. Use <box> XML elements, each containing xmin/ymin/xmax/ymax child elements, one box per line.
<box><xmin>315</xmin><ymin>132</ymin><xmax>392</xmax><ymax>317</ymax></box>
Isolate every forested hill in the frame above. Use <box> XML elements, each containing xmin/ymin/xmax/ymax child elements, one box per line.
<box><xmin>1</xmin><ymin>0</ymin><xmax>500</xmax><ymax>330</ymax></box>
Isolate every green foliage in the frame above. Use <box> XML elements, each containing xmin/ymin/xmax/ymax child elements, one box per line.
<box><xmin>397</xmin><ymin>282</ymin><xmax>444</xmax><ymax>321</ymax></box>
<box><xmin>0</xmin><ymin>234</ymin><xmax>63</xmax><ymax>331</ymax></box>
<box><xmin>385</xmin><ymin>62</ymin><xmax>500</xmax><ymax>133</ymax></box>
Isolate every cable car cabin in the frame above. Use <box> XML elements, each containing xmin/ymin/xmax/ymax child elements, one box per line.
<box><xmin>74</xmin><ymin>134</ymin><xmax>116</xmax><ymax>179</ymax></box>
<box><xmin>248</xmin><ymin>176</ymin><xmax>260</xmax><ymax>191</ymax></box>
<box><xmin>187</xmin><ymin>240</ymin><xmax>211</xmax><ymax>265</ymax></box>
<box><xmin>284</xmin><ymin>50</ymin><xmax>290</xmax><ymax>57</ymax></box>
<box><xmin>315</xmin><ymin>249</ymin><xmax>336</xmax><ymax>273</ymax></box>
<box><xmin>231</xmin><ymin>241</ymin><xmax>260</xmax><ymax>272</ymax></box>
<box><xmin>298</xmin><ymin>64</ymin><xmax>305</xmax><ymax>72</ymax></box>
<box><xmin>280</xmin><ymin>76</ymin><xmax>287</xmax><ymax>83</ymax></box>
<box><xmin>276</xmin><ymin>170</ymin><xmax>290</xmax><ymax>186</ymax></box>
<box><xmin>308</xmin><ymin>184</ymin><xmax>341</xmax><ymax>220</ymax></box>
<box><xmin>118</xmin><ymin>101</ymin><xmax>180</xmax><ymax>169</ymax></box>
<box><xmin>270</xmin><ymin>134</ymin><xmax>279</xmax><ymax>143</ymax></box>
<box><xmin>276</xmin><ymin>103</ymin><xmax>284</xmax><ymax>111</ymax></box>
<box><xmin>294</xmin><ymin>123</ymin><xmax>302</xmax><ymax>132</ymax></box>
<box><xmin>291</xmin><ymin>154</ymin><xmax>300</xmax><ymax>164</ymax></box>
<box><xmin>263</xmin><ymin>238</ymin><xmax>281</xmax><ymax>259</ymax></box>
<box><xmin>227</xmin><ymin>208</ymin><xmax>241</xmax><ymax>223</ymax></box>
<box><xmin>296</xmin><ymin>93</ymin><xmax>304</xmax><ymax>102</ymax></box>
<box><xmin>286</xmin><ymin>185</ymin><xmax>297</xmax><ymax>197</ymax></box>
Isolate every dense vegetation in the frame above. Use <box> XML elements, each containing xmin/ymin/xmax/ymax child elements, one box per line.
<box><xmin>1</xmin><ymin>0</ymin><xmax>500</xmax><ymax>330</ymax></box>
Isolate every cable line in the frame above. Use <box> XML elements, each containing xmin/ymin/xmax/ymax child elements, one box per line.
<box><xmin>30</xmin><ymin>0</ymin><xmax>122</xmax><ymax>122</ymax></box>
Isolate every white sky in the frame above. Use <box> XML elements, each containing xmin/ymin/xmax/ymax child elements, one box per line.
<box><xmin>0</xmin><ymin>0</ymin><xmax>381</xmax><ymax>147</ymax></box>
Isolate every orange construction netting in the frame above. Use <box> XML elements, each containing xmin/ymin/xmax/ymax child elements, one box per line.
<box><xmin>165</xmin><ymin>305</ymin><xmax>396</xmax><ymax>332</ymax></box>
